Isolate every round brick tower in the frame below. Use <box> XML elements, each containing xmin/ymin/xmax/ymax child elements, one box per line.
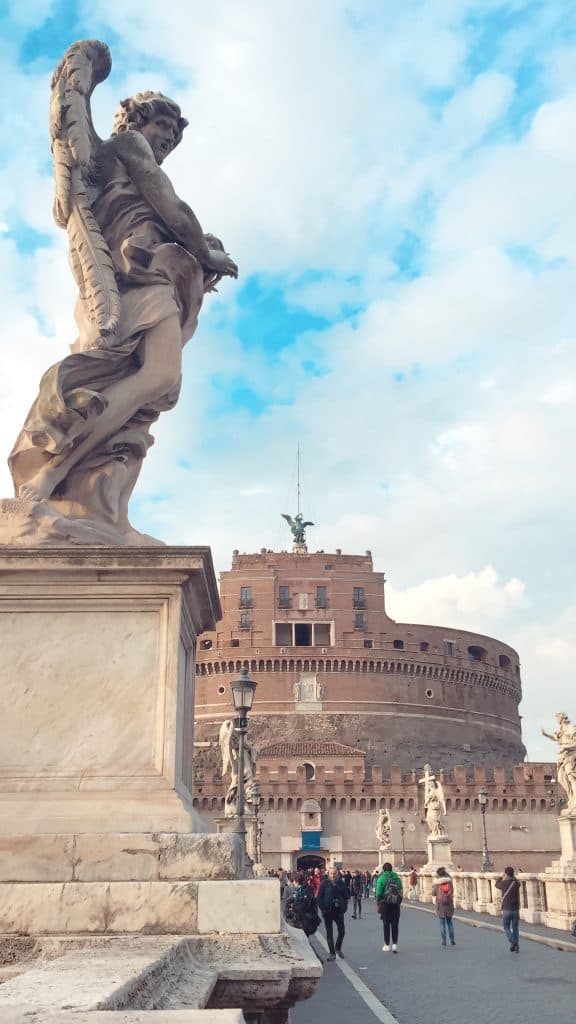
<box><xmin>195</xmin><ymin>547</ymin><xmax>525</xmax><ymax>770</ymax></box>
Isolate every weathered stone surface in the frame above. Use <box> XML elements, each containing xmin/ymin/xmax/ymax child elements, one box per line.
<box><xmin>3</xmin><ymin>1013</ymin><xmax>245</xmax><ymax>1024</ymax></box>
<box><xmin>0</xmin><ymin>932</ymin><xmax>321</xmax><ymax>1018</ymax></box>
<box><xmin>0</xmin><ymin>881</ymin><xmax>199</xmax><ymax>934</ymax></box>
<box><xmin>197</xmin><ymin>879</ymin><xmax>280</xmax><ymax>934</ymax></box>
<box><xmin>0</xmin><ymin>833</ymin><xmax>242</xmax><ymax>883</ymax></box>
<box><xmin>0</xmin><ymin>548</ymin><xmax>219</xmax><ymax>835</ymax></box>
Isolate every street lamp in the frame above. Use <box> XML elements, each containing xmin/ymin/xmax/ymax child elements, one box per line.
<box><xmin>398</xmin><ymin>816</ymin><xmax>407</xmax><ymax>871</ymax></box>
<box><xmin>478</xmin><ymin>786</ymin><xmax>493</xmax><ymax>871</ymax></box>
<box><xmin>230</xmin><ymin>666</ymin><xmax>257</xmax><ymax>849</ymax></box>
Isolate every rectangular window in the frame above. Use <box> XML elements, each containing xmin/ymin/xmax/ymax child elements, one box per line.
<box><xmin>354</xmin><ymin>612</ymin><xmax>366</xmax><ymax>629</ymax></box>
<box><xmin>364</xmin><ymin>639</ymin><xmax>373</xmax><ymax>649</ymax></box>
<box><xmin>295</xmin><ymin>623</ymin><xmax>312</xmax><ymax>646</ymax></box>
<box><xmin>353</xmin><ymin>587</ymin><xmax>365</xmax><ymax>608</ymax></box>
<box><xmin>393</xmin><ymin>639</ymin><xmax>404</xmax><ymax>650</ymax></box>
<box><xmin>239</xmin><ymin>612</ymin><xmax>252</xmax><ymax>629</ymax></box>
<box><xmin>314</xmin><ymin>622</ymin><xmax>331</xmax><ymax>646</ymax></box>
<box><xmin>275</xmin><ymin>622</ymin><xmax>292</xmax><ymax>646</ymax></box>
<box><xmin>239</xmin><ymin>586</ymin><xmax>252</xmax><ymax>608</ymax></box>
<box><xmin>278</xmin><ymin>585</ymin><xmax>290</xmax><ymax>608</ymax></box>
<box><xmin>444</xmin><ymin>641</ymin><xmax>455</xmax><ymax>656</ymax></box>
<box><xmin>316</xmin><ymin>585</ymin><xmax>328</xmax><ymax>609</ymax></box>
<box><xmin>420</xmin><ymin>641</ymin><xmax>430</xmax><ymax>652</ymax></box>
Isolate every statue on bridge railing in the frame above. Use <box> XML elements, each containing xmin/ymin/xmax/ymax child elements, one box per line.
<box><xmin>375</xmin><ymin>808</ymin><xmax>392</xmax><ymax>851</ymax></box>
<box><xmin>419</xmin><ymin>763</ymin><xmax>447</xmax><ymax>837</ymax></box>
<box><xmin>541</xmin><ymin>712</ymin><xmax>576</xmax><ymax>815</ymax></box>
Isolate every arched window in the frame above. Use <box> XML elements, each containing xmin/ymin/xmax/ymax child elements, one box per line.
<box><xmin>330</xmin><ymin>798</ymin><xmax>337</xmax><ymax>809</ymax></box>
<box><xmin>389</xmin><ymin>798</ymin><xmax>396</xmax><ymax>809</ymax></box>
<box><xmin>445</xmin><ymin>799</ymin><xmax>452</xmax><ymax>810</ymax></box>
<box><xmin>467</xmin><ymin>645</ymin><xmax>487</xmax><ymax>662</ymax></box>
<box><xmin>287</xmin><ymin>798</ymin><xmax>293</xmax><ymax>810</ymax></box>
<box><xmin>350</xmin><ymin>798</ymin><xmax>356</xmax><ymax>810</ymax></box>
<box><xmin>379</xmin><ymin>798</ymin><xmax>386</xmax><ymax>809</ymax></box>
<box><xmin>492</xmin><ymin>798</ymin><xmax>499</xmax><ymax>810</ymax></box>
<box><xmin>301</xmin><ymin>762</ymin><xmax>315</xmax><ymax>781</ymax></box>
<box><xmin>408</xmin><ymin>798</ymin><xmax>414</xmax><ymax>810</ymax></box>
<box><xmin>340</xmin><ymin>797</ymin><xmax>347</xmax><ymax>810</ymax></box>
<box><xmin>359</xmin><ymin>798</ymin><xmax>366</xmax><ymax>811</ymax></box>
<box><xmin>370</xmin><ymin>798</ymin><xmax>376</xmax><ymax>811</ymax></box>
<box><xmin>502</xmin><ymin>798</ymin><xmax>508</xmax><ymax>810</ymax></box>
<box><xmin>268</xmin><ymin>797</ymin><xmax>275</xmax><ymax>810</ymax></box>
<box><xmin>498</xmin><ymin>654</ymin><xmax>511</xmax><ymax>669</ymax></box>
<box><xmin>277</xmin><ymin>798</ymin><xmax>284</xmax><ymax>811</ymax></box>
<box><xmin>464</xmin><ymin>798</ymin><xmax>470</xmax><ymax>810</ymax></box>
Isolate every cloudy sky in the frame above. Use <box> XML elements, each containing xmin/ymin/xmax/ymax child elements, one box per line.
<box><xmin>1</xmin><ymin>0</ymin><xmax>575</xmax><ymax>760</ymax></box>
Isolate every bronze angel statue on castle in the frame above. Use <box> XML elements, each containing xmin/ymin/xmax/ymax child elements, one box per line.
<box><xmin>4</xmin><ymin>39</ymin><xmax>237</xmax><ymax>546</ymax></box>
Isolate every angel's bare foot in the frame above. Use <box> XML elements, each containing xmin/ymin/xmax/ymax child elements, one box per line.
<box><xmin>18</xmin><ymin>467</ymin><xmax>60</xmax><ymax>502</ymax></box>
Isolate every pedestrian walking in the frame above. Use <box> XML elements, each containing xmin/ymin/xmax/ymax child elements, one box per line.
<box><xmin>312</xmin><ymin>865</ymin><xmax>323</xmax><ymax>898</ymax></box>
<box><xmin>375</xmin><ymin>861</ymin><xmax>403</xmax><ymax>953</ymax></box>
<box><xmin>351</xmin><ymin>869</ymin><xmax>364</xmax><ymax>919</ymax></box>
<box><xmin>431</xmin><ymin>866</ymin><xmax>456</xmax><ymax>946</ymax></box>
<box><xmin>294</xmin><ymin>873</ymin><xmax>321</xmax><ymax>937</ymax></box>
<box><xmin>318</xmin><ymin>866</ymin><xmax>348</xmax><ymax>960</ymax></box>
<box><xmin>495</xmin><ymin>866</ymin><xmax>521</xmax><ymax>952</ymax></box>
<box><xmin>364</xmin><ymin>869</ymin><xmax>372</xmax><ymax>899</ymax></box>
<box><xmin>408</xmin><ymin>865</ymin><xmax>419</xmax><ymax>900</ymax></box>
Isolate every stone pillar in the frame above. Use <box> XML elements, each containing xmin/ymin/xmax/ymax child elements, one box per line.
<box><xmin>0</xmin><ymin>547</ymin><xmax>220</xmax><ymax>835</ymax></box>
<box><xmin>423</xmin><ymin>835</ymin><xmax>454</xmax><ymax>871</ymax></box>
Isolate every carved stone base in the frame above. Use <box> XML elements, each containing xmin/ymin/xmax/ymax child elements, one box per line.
<box><xmin>423</xmin><ymin>835</ymin><xmax>454</xmax><ymax>870</ymax></box>
<box><xmin>546</xmin><ymin>813</ymin><xmax>576</xmax><ymax>875</ymax></box>
<box><xmin>0</xmin><ymin>546</ymin><xmax>220</xmax><ymax>833</ymax></box>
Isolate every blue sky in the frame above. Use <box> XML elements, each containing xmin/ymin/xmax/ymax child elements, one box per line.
<box><xmin>1</xmin><ymin>0</ymin><xmax>576</xmax><ymax>760</ymax></box>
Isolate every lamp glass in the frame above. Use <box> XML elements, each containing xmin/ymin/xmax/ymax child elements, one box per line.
<box><xmin>478</xmin><ymin>787</ymin><xmax>488</xmax><ymax>807</ymax></box>
<box><xmin>231</xmin><ymin>667</ymin><xmax>257</xmax><ymax>714</ymax></box>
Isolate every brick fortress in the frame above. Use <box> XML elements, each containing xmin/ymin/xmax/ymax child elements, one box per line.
<box><xmin>194</xmin><ymin>544</ymin><xmax>558</xmax><ymax>871</ymax></box>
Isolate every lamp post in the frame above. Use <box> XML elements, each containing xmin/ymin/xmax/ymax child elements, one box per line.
<box><xmin>398</xmin><ymin>817</ymin><xmax>407</xmax><ymax>870</ymax></box>
<box><xmin>478</xmin><ymin>786</ymin><xmax>493</xmax><ymax>871</ymax></box>
<box><xmin>229</xmin><ymin>666</ymin><xmax>257</xmax><ymax>853</ymax></box>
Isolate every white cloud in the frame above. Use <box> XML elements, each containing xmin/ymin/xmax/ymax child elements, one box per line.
<box><xmin>386</xmin><ymin>566</ymin><xmax>527</xmax><ymax>631</ymax></box>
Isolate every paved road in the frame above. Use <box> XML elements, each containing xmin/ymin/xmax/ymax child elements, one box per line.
<box><xmin>292</xmin><ymin>901</ymin><xmax>576</xmax><ymax>1024</ymax></box>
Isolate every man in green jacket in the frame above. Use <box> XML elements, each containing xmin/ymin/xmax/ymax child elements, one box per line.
<box><xmin>375</xmin><ymin>862</ymin><xmax>403</xmax><ymax>953</ymax></box>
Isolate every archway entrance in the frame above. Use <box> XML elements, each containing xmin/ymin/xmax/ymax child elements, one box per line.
<box><xmin>296</xmin><ymin>854</ymin><xmax>326</xmax><ymax>871</ymax></box>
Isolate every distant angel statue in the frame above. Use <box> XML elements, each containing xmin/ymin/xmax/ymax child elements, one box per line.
<box><xmin>541</xmin><ymin>712</ymin><xmax>576</xmax><ymax>814</ymax></box>
<box><xmin>6</xmin><ymin>39</ymin><xmax>237</xmax><ymax>546</ymax></box>
<box><xmin>219</xmin><ymin>719</ymin><xmax>257</xmax><ymax>819</ymax></box>
<box><xmin>281</xmin><ymin>512</ymin><xmax>314</xmax><ymax>546</ymax></box>
<box><xmin>419</xmin><ymin>763</ymin><xmax>447</xmax><ymax>837</ymax></box>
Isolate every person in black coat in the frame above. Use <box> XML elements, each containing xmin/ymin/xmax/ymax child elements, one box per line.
<box><xmin>318</xmin><ymin>867</ymin><xmax>348</xmax><ymax>960</ymax></box>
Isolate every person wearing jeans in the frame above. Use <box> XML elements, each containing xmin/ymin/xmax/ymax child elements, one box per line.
<box><xmin>495</xmin><ymin>866</ymin><xmax>521</xmax><ymax>952</ymax></box>
<box><xmin>432</xmin><ymin>866</ymin><xmax>456</xmax><ymax>947</ymax></box>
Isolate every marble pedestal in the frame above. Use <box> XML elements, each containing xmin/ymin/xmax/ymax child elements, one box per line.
<box><xmin>0</xmin><ymin>547</ymin><xmax>220</xmax><ymax>836</ymax></box>
<box><xmin>546</xmin><ymin>814</ymin><xmax>576</xmax><ymax>875</ymax></box>
<box><xmin>424</xmin><ymin>835</ymin><xmax>454</xmax><ymax>870</ymax></box>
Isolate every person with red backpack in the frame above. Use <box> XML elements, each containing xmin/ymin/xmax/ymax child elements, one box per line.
<box><xmin>432</xmin><ymin>866</ymin><xmax>456</xmax><ymax>946</ymax></box>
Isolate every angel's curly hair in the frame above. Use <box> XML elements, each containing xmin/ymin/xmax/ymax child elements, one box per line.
<box><xmin>112</xmin><ymin>91</ymin><xmax>188</xmax><ymax>145</ymax></box>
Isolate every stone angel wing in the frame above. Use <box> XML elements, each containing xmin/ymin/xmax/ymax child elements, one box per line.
<box><xmin>219</xmin><ymin>720</ymin><xmax>235</xmax><ymax>778</ymax></box>
<box><xmin>50</xmin><ymin>39</ymin><xmax>120</xmax><ymax>346</ymax></box>
<box><xmin>281</xmin><ymin>514</ymin><xmax>295</xmax><ymax>529</ymax></box>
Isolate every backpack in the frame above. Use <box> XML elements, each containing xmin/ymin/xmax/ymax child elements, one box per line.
<box><xmin>439</xmin><ymin>880</ymin><xmax>453</xmax><ymax>906</ymax></box>
<box><xmin>383</xmin><ymin>877</ymin><xmax>401</xmax><ymax>905</ymax></box>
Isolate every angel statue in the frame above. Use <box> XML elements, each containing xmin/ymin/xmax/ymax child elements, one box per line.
<box><xmin>375</xmin><ymin>808</ymin><xmax>391</xmax><ymax>851</ymax></box>
<box><xmin>4</xmin><ymin>39</ymin><xmax>237</xmax><ymax>546</ymax></box>
<box><xmin>418</xmin><ymin>763</ymin><xmax>447</xmax><ymax>838</ymax></box>
<box><xmin>541</xmin><ymin>712</ymin><xmax>576</xmax><ymax>815</ymax></box>
<box><xmin>219</xmin><ymin>719</ymin><xmax>257</xmax><ymax>819</ymax></box>
<box><xmin>281</xmin><ymin>512</ymin><xmax>314</xmax><ymax>547</ymax></box>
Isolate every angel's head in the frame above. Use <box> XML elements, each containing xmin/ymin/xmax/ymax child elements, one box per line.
<box><xmin>112</xmin><ymin>91</ymin><xmax>188</xmax><ymax>163</ymax></box>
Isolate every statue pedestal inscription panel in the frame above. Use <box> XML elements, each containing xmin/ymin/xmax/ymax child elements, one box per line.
<box><xmin>0</xmin><ymin>546</ymin><xmax>220</xmax><ymax>835</ymax></box>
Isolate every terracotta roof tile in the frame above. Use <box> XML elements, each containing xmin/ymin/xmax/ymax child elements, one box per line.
<box><xmin>259</xmin><ymin>740</ymin><xmax>365</xmax><ymax>758</ymax></box>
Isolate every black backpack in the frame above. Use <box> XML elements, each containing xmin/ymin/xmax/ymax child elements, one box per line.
<box><xmin>383</xmin><ymin>877</ymin><xmax>401</xmax><ymax>905</ymax></box>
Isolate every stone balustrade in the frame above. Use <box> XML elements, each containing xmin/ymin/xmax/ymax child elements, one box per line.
<box><xmin>400</xmin><ymin>868</ymin><xmax>576</xmax><ymax>931</ymax></box>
